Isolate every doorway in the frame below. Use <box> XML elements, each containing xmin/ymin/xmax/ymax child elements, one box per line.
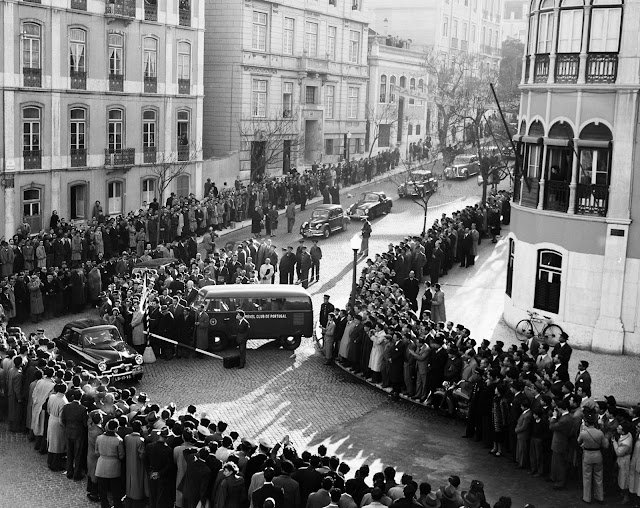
<box><xmin>107</xmin><ymin>181</ymin><xmax>123</xmax><ymax>215</ymax></box>
<box><xmin>70</xmin><ymin>184</ymin><xmax>87</xmax><ymax>220</ymax></box>
<box><xmin>283</xmin><ymin>140</ymin><xmax>291</xmax><ymax>174</ymax></box>
<box><xmin>22</xmin><ymin>187</ymin><xmax>42</xmax><ymax>232</ymax></box>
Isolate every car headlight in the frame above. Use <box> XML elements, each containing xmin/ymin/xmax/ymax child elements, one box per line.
<box><xmin>135</xmin><ymin>354</ymin><xmax>143</xmax><ymax>365</ymax></box>
<box><xmin>97</xmin><ymin>361</ymin><xmax>107</xmax><ymax>372</ymax></box>
<box><xmin>315</xmin><ymin>224</ymin><xmax>322</xmax><ymax>229</ymax></box>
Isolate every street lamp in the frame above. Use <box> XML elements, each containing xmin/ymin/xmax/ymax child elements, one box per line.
<box><xmin>350</xmin><ymin>234</ymin><xmax>360</xmax><ymax>308</ymax></box>
<box><xmin>346</xmin><ymin>131</ymin><xmax>352</xmax><ymax>166</ymax></box>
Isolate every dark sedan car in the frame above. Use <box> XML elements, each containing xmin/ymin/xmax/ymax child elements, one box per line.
<box><xmin>346</xmin><ymin>191</ymin><xmax>393</xmax><ymax>220</ymax></box>
<box><xmin>300</xmin><ymin>204</ymin><xmax>348</xmax><ymax>238</ymax></box>
<box><xmin>55</xmin><ymin>319</ymin><xmax>144</xmax><ymax>382</ymax></box>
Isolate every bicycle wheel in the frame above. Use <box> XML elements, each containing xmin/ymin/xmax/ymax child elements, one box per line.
<box><xmin>515</xmin><ymin>319</ymin><xmax>534</xmax><ymax>341</ymax></box>
<box><xmin>542</xmin><ymin>324</ymin><xmax>564</xmax><ymax>345</ymax></box>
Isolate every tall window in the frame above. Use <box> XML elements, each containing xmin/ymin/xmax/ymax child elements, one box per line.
<box><xmin>506</xmin><ymin>239</ymin><xmax>514</xmax><ymax>297</ymax></box>
<box><xmin>177</xmin><ymin>110</ymin><xmax>189</xmax><ymax>147</ymax></box>
<box><xmin>482</xmin><ymin>26</ymin><xmax>486</xmax><ymax>47</ymax></box>
<box><xmin>283</xmin><ymin>18</ymin><xmax>294</xmax><ymax>55</ymax></box>
<box><xmin>282</xmin><ymin>81</ymin><xmax>293</xmax><ymax>117</ymax></box>
<box><xmin>452</xmin><ymin>19</ymin><xmax>458</xmax><ymax>39</ymax></box>
<box><xmin>410</xmin><ymin>78</ymin><xmax>416</xmax><ymax>91</ymax></box>
<box><xmin>252</xmin><ymin>11</ymin><xmax>267</xmax><ymax>51</ymax></box>
<box><xmin>143</xmin><ymin>109</ymin><xmax>156</xmax><ymax>148</ymax></box>
<box><xmin>347</xmin><ymin>87</ymin><xmax>359</xmax><ymax>119</ymax></box>
<box><xmin>348</xmin><ymin>30</ymin><xmax>360</xmax><ymax>63</ymax></box>
<box><xmin>70</xmin><ymin>108</ymin><xmax>86</xmax><ymax>151</ymax></box>
<box><xmin>443</xmin><ymin>17</ymin><xmax>448</xmax><ymax>37</ymax></box>
<box><xmin>589</xmin><ymin>6</ymin><xmax>622</xmax><ymax>53</ymax></box>
<box><xmin>488</xmin><ymin>28</ymin><xmax>493</xmax><ymax>46</ymax></box>
<box><xmin>463</xmin><ymin>22</ymin><xmax>468</xmax><ymax>41</ymax></box>
<box><xmin>22</xmin><ymin>23</ymin><xmax>41</xmax><ymax>69</ymax></box>
<box><xmin>108</xmin><ymin>34</ymin><xmax>124</xmax><ymax>76</ymax></box>
<box><xmin>142</xmin><ymin>178</ymin><xmax>157</xmax><ymax>204</ymax></box>
<box><xmin>471</xmin><ymin>24</ymin><xmax>477</xmax><ymax>43</ymax></box>
<box><xmin>252</xmin><ymin>79</ymin><xmax>267</xmax><ymax>117</ymax></box>
<box><xmin>526</xmin><ymin>144</ymin><xmax>542</xmax><ymax>178</ymax></box>
<box><xmin>399</xmin><ymin>76</ymin><xmax>406</xmax><ymax>88</ymax></box>
<box><xmin>69</xmin><ymin>29</ymin><xmax>86</xmax><ymax>73</ymax></box>
<box><xmin>558</xmin><ymin>8</ymin><xmax>583</xmax><ymax>53</ymax></box>
<box><xmin>537</xmin><ymin>9</ymin><xmax>554</xmax><ymax>53</ymax></box>
<box><xmin>418</xmin><ymin>79</ymin><xmax>424</xmax><ymax>92</ymax></box>
<box><xmin>23</xmin><ymin>107</ymin><xmax>41</xmax><ymax>153</ymax></box>
<box><xmin>327</xmin><ymin>26</ymin><xmax>336</xmax><ymax>60</ymax></box>
<box><xmin>143</xmin><ymin>37</ymin><xmax>157</xmax><ymax>77</ymax></box>
<box><xmin>305</xmin><ymin>86</ymin><xmax>316</xmax><ymax>104</ymax></box>
<box><xmin>305</xmin><ymin>22</ymin><xmax>318</xmax><ymax>57</ymax></box>
<box><xmin>408</xmin><ymin>124</ymin><xmax>413</xmax><ymax>136</ymax></box>
<box><xmin>534</xmin><ymin>250</ymin><xmax>562</xmax><ymax>314</ymax></box>
<box><xmin>389</xmin><ymin>76</ymin><xmax>396</xmax><ymax>102</ymax></box>
<box><xmin>177</xmin><ymin>42</ymin><xmax>191</xmax><ymax>79</ymax></box>
<box><xmin>325</xmin><ymin>85</ymin><xmax>334</xmax><ymax>119</ymax></box>
<box><xmin>108</xmin><ymin>109</ymin><xmax>123</xmax><ymax>151</ymax></box>
<box><xmin>379</xmin><ymin>74</ymin><xmax>387</xmax><ymax>103</ymax></box>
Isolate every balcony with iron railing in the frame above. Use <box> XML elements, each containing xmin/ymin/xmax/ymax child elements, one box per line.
<box><xmin>23</xmin><ymin>68</ymin><xmax>42</xmax><ymax>88</ymax></box>
<box><xmin>555</xmin><ymin>54</ymin><xmax>579</xmax><ymax>83</ymax></box>
<box><xmin>70</xmin><ymin>70</ymin><xmax>87</xmax><ymax>90</ymax></box>
<box><xmin>105</xmin><ymin>0</ymin><xmax>136</xmax><ymax>18</ymax></box>
<box><xmin>109</xmin><ymin>73</ymin><xmax>124</xmax><ymax>92</ymax></box>
<box><xmin>576</xmin><ymin>183</ymin><xmax>608</xmax><ymax>216</ymax></box>
<box><xmin>71</xmin><ymin>148</ymin><xmax>87</xmax><ymax>168</ymax></box>
<box><xmin>144</xmin><ymin>2</ymin><xmax>157</xmax><ymax>21</ymax></box>
<box><xmin>178</xmin><ymin>78</ymin><xmax>190</xmax><ymax>95</ymax></box>
<box><xmin>24</xmin><ymin>150</ymin><xmax>42</xmax><ymax>169</ymax></box>
<box><xmin>533</xmin><ymin>54</ymin><xmax>550</xmax><ymax>83</ymax></box>
<box><xmin>143</xmin><ymin>146</ymin><xmax>157</xmax><ymax>164</ymax></box>
<box><xmin>177</xmin><ymin>145</ymin><xmax>190</xmax><ymax>162</ymax></box>
<box><xmin>544</xmin><ymin>180</ymin><xmax>570</xmax><ymax>213</ymax></box>
<box><xmin>586</xmin><ymin>53</ymin><xmax>618</xmax><ymax>84</ymax></box>
<box><xmin>105</xmin><ymin>148</ymin><xmax>135</xmax><ymax>167</ymax></box>
<box><xmin>71</xmin><ymin>0</ymin><xmax>86</xmax><ymax>9</ymax></box>
<box><xmin>144</xmin><ymin>75</ymin><xmax>157</xmax><ymax>93</ymax></box>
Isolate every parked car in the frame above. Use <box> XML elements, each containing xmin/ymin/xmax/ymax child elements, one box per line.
<box><xmin>54</xmin><ymin>319</ymin><xmax>144</xmax><ymax>382</ymax></box>
<box><xmin>398</xmin><ymin>169</ymin><xmax>438</xmax><ymax>198</ymax></box>
<box><xmin>444</xmin><ymin>154</ymin><xmax>480</xmax><ymax>179</ymax></box>
<box><xmin>346</xmin><ymin>191</ymin><xmax>393</xmax><ymax>220</ymax></box>
<box><xmin>300</xmin><ymin>204</ymin><xmax>348</xmax><ymax>239</ymax></box>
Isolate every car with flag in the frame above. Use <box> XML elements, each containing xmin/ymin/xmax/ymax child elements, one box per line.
<box><xmin>54</xmin><ymin>319</ymin><xmax>144</xmax><ymax>382</ymax></box>
<box><xmin>300</xmin><ymin>204</ymin><xmax>348</xmax><ymax>238</ymax></box>
<box><xmin>397</xmin><ymin>169</ymin><xmax>438</xmax><ymax>198</ymax></box>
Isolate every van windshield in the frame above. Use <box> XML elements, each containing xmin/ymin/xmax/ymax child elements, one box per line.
<box><xmin>201</xmin><ymin>295</ymin><xmax>311</xmax><ymax>312</ymax></box>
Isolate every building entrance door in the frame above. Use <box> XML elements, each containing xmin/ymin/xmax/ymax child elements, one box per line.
<box><xmin>70</xmin><ymin>184</ymin><xmax>87</xmax><ymax>220</ymax></box>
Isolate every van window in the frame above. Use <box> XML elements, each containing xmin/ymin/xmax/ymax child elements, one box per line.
<box><xmin>282</xmin><ymin>296</ymin><xmax>311</xmax><ymax>310</ymax></box>
<box><xmin>207</xmin><ymin>298</ymin><xmax>230</xmax><ymax>312</ymax></box>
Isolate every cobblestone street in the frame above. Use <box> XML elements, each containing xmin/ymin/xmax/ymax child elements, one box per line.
<box><xmin>1</xmin><ymin>174</ymin><xmax>631</xmax><ymax>508</ymax></box>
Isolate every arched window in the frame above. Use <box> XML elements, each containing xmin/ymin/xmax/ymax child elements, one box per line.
<box><xmin>399</xmin><ymin>76</ymin><xmax>406</xmax><ymax>88</ymax></box>
<box><xmin>534</xmin><ymin>249</ymin><xmax>562</xmax><ymax>314</ymax></box>
<box><xmin>23</xmin><ymin>187</ymin><xmax>42</xmax><ymax>231</ymax></box>
<box><xmin>178</xmin><ymin>41</ymin><xmax>191</xmax><ymax>80</ymax></box>
<box><xmin>22</xmin><ymin>23</ymin><xmax>41</xmax><ymax>69</ymax></box>
<box><xmin>143</xmin><ymin>109</ymin><xmax>157</xmax><ymax>162</ymax></box>
<box><xmin>521</xmin><ymin>120</ymin><xmax>544</xmax><ymax>206</ymax></box>
<box><xmin>576</xmin><ymin>122</ymin><xmax>613</xmax><ymax>215</ymax></box>
<box><xmin>177</xmin><ymin>110</ymin><xmax>190</xmax><ymax>160</ymax></box>
<box><xmin>545</xmin><ymin>122</ymin><xmax>574</xmax><ymax>212</ymax></box>
<box><xmin>23</xmin><ymin>106</ymin><xmax>42</xmax><ymax>169</ymax></box>
<box><xmin>108</xmin><ymin>33</ymin><xmax>124</xmax><ymax>76</ymax></box>
<box><xmin>108</xmin><ymin>108</ymin><xmax>124</xmax><ymax>152</ymax></box>
<box><xmin>410</xmin><ymin>78</ymin><xmax>416</xmax><ymax>91</ymax></box>
<box><xmin>70</xmin><ymin>107</ymin><xmax>87</xmax><ymax>167</ymax></box>
<box><xmin>379</xmin><ymin>74</ymin><xmax>387</xmax><ymax>103</ymax></box>
<box><xmin>143</xmin><ymin>37</ymin><xmax>157</xmax><ymax>78</ymax></box>
<box><xmin>418</xmin><ymin>79</ymin><xmax>424</xmax><ymax>92</ymax></box>
<box><xmin>107</xmin><ymin>180</ymin><xmax>124</xmax><ymax>215</ymax></box>
<box><xmin>389</xmin><ymin>76</ymin><xmax>396</xmax><ymax>102</ymax></box>
<box><xmin>141</xmin><ymin>177</ymin><xmax>158</xmax><ymax>204</ymax></box>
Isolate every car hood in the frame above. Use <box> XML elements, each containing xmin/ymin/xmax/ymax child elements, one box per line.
<box><xmin>449</xmin><ymin>163</ymin><xmax>469</xmax><ymax>169</ymax></box>
<box><xmin>354</xmin><ymin>201</ymin><xmax>376</xmax><ymax>210</ymax></box>
<box><xmin>83</xmin><ymin>342</ymin><xmax>137</xmax><ymax>364</ymax></box>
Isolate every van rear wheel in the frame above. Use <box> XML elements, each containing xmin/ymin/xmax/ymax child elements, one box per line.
<box><xmin>208</xmin><ymin>333</ymin><xmax>228</xmax><ymax>352</ymax></box>
<box><xmin>281</xmin><ymin>335</ymin><xmax>301</xmax><ymax>350</ymax></box>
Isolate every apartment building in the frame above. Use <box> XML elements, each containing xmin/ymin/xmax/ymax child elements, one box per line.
<box><xmin>203</xmin><ymin>0</ymin><xmax>370</xmax><ymax>180</ymax></box>
<box><xmin>0</xmin><ymin>0</ymin><xmax>205</xmax><ymax>238</ymax></box>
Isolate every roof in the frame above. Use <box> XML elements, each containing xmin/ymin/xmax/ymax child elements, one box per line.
<box><xmin>65</xmin><ymin>319</ymin><xmax>117</xmax><ymax>331</ymax></box>
<box><xmin>198</xmin><ymin>285</ymin><xmax>312</xmax><ymax>299</ymax></box>
<box><xmin>314</xmin><ymin>204</ymin><xmax>343</xmax><ymax>210</ymax></box>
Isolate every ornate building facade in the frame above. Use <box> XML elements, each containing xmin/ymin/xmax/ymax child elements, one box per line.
<box><xmin>506</xmin><ymin>0</ymin><xmax>640</xmax><ymax>354</ymax></box>
<box><xmin>0</xmin><ymin>0</ymin><xmax>205</xmax><ymax>237</ymax></box>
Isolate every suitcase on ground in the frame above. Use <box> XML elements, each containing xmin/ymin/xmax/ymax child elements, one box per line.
<box><xmin>223</xmin><ymin>354</ymin><xmax>241</xmax><ymax>369</ymax></box>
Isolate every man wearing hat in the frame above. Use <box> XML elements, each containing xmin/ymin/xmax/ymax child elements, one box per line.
<box><xmin>144</xmin><ymin>427</ymin><xmax>175</xmax><ymax>508</ymax></box>
<box><xmin>551</xmin><ymin>331</ymin><xmax>572</xmax><ymax>367</ymax></box>
<box><xmin>575</xmin><ymin>360</ymin><xmax>592</xmax><ymax>398</ymax></box>
<box><xmin>298</xmin><ymin>244</ymin><xmax>312</xmax><ymax>289</ymax></box>
<box><xmin>578</xmin><ymin>410</ymin><xmax>608</xmax><ymax>504</ymax></box>
<box><xmin>235</xmin><ymin>310</ymin><xmax>251</xmax><ymax>368</ymax></box>
<box><xmin>310</xmin><ymin>239</ymin><xmax>322</xmax><ymax>283</ymax></box>
<box><xmin>279</xmin><ymin>246</ymin><xmax>296</xmax><ymax>284</ymax></box>
<box><xmin>95</xmin><ymin>418</ymin><xmax>125</xmax><ymax>508</ymax></box>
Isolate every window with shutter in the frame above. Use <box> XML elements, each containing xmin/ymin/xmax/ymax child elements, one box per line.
<box><xmin>533</xmin><ymin>250</ymin><xmax>562</xmax><ymax>314</ymax></box>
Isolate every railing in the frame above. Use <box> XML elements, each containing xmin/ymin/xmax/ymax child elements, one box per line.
<box><xmin>576</xmin><ymin>183</ymin><xmax>608</xmax><ymax>216</ymax></box>
<box><xmin>23</xmin><ymin>67</ymin><xmax>42</xmax><ymax>88</ymax></box>
<box><xmin>544</xmin><ymin>180</ymin><xmax>570</xmax><ymax>212</ymax></box>
<box><xmin>70</xmin><ymin>70</ymin><xmax>87</xmax><ymax>90</ymax></box>
<box><xmin>23</xmin><ymin>0</ymin><xmax>41</xmax><ymax>3</ymax></box>
<box><xmin>450</xmin><ymin>38</ymin><xmax>459</xmax><ymax>49</ymax></box>
<box><xmin>109</xmin><ymin>73</ymin><xmax>124</xmax><ymax>92</ymax></box>
<box><xmin>70</xmin><ymin>0</ymin><xmax>86</xmax><ymax>9</ymax></box>
<box><xmin>555</xmin><ymin>54</ymin><xmax>579</xmax><ymax>83</ymax></box>
<box><xmin>105</xmin><ymin>0</ymin><xmax>136</xmax><ymax>18</ymax></box>
<box><xmin>179</xmin><ymin>5</ymin><xmax>191</xmax><ymax>26</ymax></box>
<box><xmin>177</xmin><ymin>145</ymin><xmax>190</xmax><ymax>162</ymax></box>
<box><xmin>144</xmin><ymin>75</ymin><xmax>157</xmax><ymax>93</ymax></box>
<box><xmin>144</xmin><ymin>2</ymin><xmax>157</xmax><ymax>21</ymax></box>
<box><xmin>586</xmin><ymin>53</ymin><xmax>618</xmax><ymax>84</ymax></box>
<box><xmin>70</xmin><ymin>148</ymin><xmax>87</xmax><ymax>168</ymax></box>
<box><xmin>520</xmin><ymin>178</ymin><xmax>539</xmax><ymax>208</ymax></box>
<box><xmin>533</xmin><ymin>54</ymin><xmax>549</xmax><ymax>83</ymax></box>
<box><xmin>461</xmin><ymin>40</ymin><xmax>468</xmax><ymax>51</ymax></box>
<box><xmin>105</xmin><ymin>148</ymin><xmax>135</xmax><ymax>166</ymax></box>
<box><xmin>525</xmin><ymin>55</ymin><xmax>530</xmax><ymax>81</ymax></box>
<box><xmin>178</xmin><ymin>78</ymin><xmax>190</xmax><ymax>95</ymax></box>
<box><xmin>24</xmin><ymin>150</ymin><xmax>42</xmax><ymax>170</ymax></box>
<box><xmin>143</xmin><ymin>146</ymin><xmax>157</xmax><ymax>164</ymax></box>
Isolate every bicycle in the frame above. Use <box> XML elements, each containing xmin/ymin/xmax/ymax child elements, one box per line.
<box><xmin>514</xmin><ymin>310</ymin><xmax>565</xmax><ymax>344</ymax></box>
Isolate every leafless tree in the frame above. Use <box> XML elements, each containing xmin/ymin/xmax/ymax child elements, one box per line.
<box><xmin>366</xmin><ymin>101</ymin><xmax>399</xmax><ymax>158</ymax></box>
<box><xmin>239</xmin><ymin>111</ymin><xmax>305</xmax><ymax>182</ymax></box>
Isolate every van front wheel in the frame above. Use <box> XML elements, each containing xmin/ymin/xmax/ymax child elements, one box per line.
<box><xmin>281</xmin><ymin>335</ymin><xmax>301</xmax><ymax>350</ymax></box>
<box><xmin>208</xmin><ymin>333</ymin><xmax>228</xmax><ymax>352</ymax></box>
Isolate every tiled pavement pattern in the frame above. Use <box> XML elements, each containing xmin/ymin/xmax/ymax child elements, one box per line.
<box><xmin>1</xmin><ymin>174</ymin><xmax>633</xmax><ymax>507</ymax></box>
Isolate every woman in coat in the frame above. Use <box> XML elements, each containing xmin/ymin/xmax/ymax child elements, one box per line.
<box><xmin>124</xmin><ymin>420</ymin><xmax>148</xmax><ymax>507</ymax></box>
<box><xmin>95</xmin><ymin>419</ymin><xmax>125</xmax><ymax>508</ymax></box>
<box><xmin>214</xmin><ymin>462</ymin><xmax>247</xmax><ymax>508</ymax></box>
<box><xmin>368</xmin><ymin>325</ymin><xmax>387</xmax><ymax>384</ymax></box>
<box><xmin>71</xmin><ymin>233</ymin><xmax>82</xmax><ymax>265</ymax></box>
<box><xmin>87</xmin><ymin>264</ymin><xmax>102</xmax><ymax>303</ymax></box>
<box><xmin>268</xmin><ymin>205</ymin><xmax>279</xmax><ymax>237</ymax></box>
<box><xmin>28</xmin><ymin>275</ymin><xmax>44</xmax><ymax>322</ymax></box>
<box><xmin>628</xmin><ymin>421</ymin><xmax>640</xmax><ymax>499</ymax></box>
<box><xmin>0</xmin><ymin>241</ymin><xmax>15</xmax><ymax>277</ymax></box>
<box><xmin>23</xmin><ymin>241</ymin><xmax>35</xmax><ymax>272</ymax></box>
<box><xmin>86</xmin><ymin>411</ymin><xmax>104</xmax><ymax>500</ymax></box>
<box><xmin>338</xmin><ymin>314</ymin><xmax>356</xmax><ymax>364</ymax></box>
<box><xmin>489</xmin><ymin>384</ymin><xmax>510</xmax><ymax>457</ymax></box>
<box><xmin>251</xmin><ymin>206</ymin><xmax>263</xmax><ymax>238</ymax></box>
<box><xmin>431</xmin><ymin>285</ymin><xmax>446</xmax><ymax>323</ymax></box>
<box><xmin>46</xmin><ymin>383</ymin><xmax>68</xmax><ymax>471</ymax></box>
<box><xmin>130</xmin><ymin>306</ymin><xmax>145</xmax><ymax>351</ymax></box>
<box><xmin>94</xmin><ymin>227</ymin><xmax>104</xmax><ymax>258</ymax></box>
<box><xmin>613</xmin><ymin>421</ymin><xmax>634</xmax><ymax>504</ymax></box>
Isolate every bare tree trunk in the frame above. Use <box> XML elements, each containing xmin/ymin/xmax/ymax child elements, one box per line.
<box><xmin>422</xmin><ymin>206</ymin><xmax>428</xmax><ymax>236</ymax></box>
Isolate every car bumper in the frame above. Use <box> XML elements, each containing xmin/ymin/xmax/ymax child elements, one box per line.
<box><xmin>104</xmin><ymin>365</ymin><xmax>144</xmax><ymax>381</ymax></box>
<box><xmin>300</xmin><ymin>228</ymin><xmax>325</xmax><ymax>237</ymax></box>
